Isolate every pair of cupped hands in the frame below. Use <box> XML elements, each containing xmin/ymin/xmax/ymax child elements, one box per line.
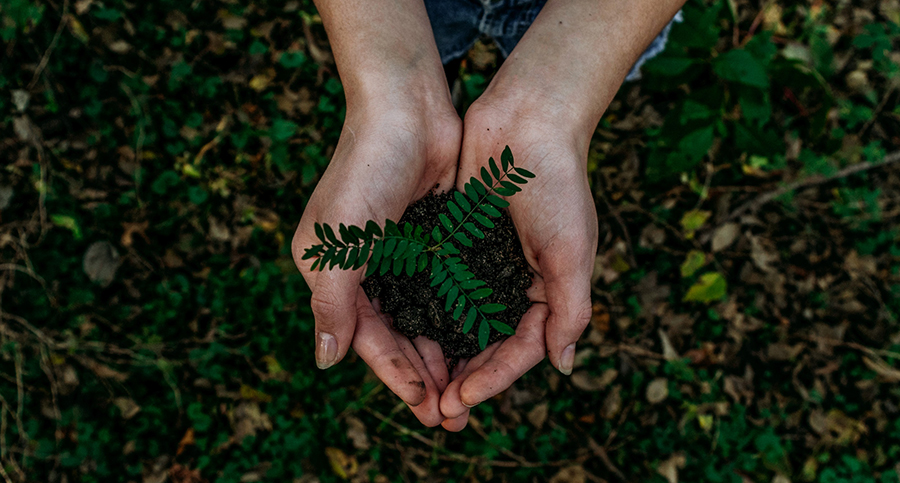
<box><xmin>291</xmin><ymin>82</ymin><xmax>599</xmax><ymax>431</ymax></box>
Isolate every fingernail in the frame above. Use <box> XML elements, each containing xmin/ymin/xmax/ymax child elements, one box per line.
<box><xmin>559</xmin><ymin>343</ymin><xmax>576</xmax><ymax>376</ymax></box>
<box><xmin>316</xmin><ymin>332</ymin><xmax>338</xmax><ymax>370</ymax></box>
<box><xmin>462</xmin><ymin>401</ymin><xmax>477</xmax><ymax>408</ymax></box>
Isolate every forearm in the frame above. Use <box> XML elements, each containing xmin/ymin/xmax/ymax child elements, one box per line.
<box><xmin>481</xmin><ymin>0</ymin><xmax>686</xmax><ymax>144</ymax></box>
<box><xmin>313</xmin><ymin>0</ymin><xmax>450</xmax><ymax>111</ymax></box>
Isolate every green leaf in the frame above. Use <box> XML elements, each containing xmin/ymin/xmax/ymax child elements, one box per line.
<box><xmin>472</xmin><ymin>212</ymin><xmax>495</xmax><ymax>228</ymax></box>
<box><xmin>501</xmin><ymin>146</ymin><xmax>513</xmax><ymax>169</ymax></box>
<box><xmin>480</xmin><ymin>204</ymin><xmax>502</xmax><ymax>217</ymax></box>
<box><xmin>452</xmin><ymin>301</ymin><xmax>465</xmax><ymax>320</ymax></box>
<box><xmin>478</xmin><ymin>319</ymin><xmax>490</xmax><ymax>350</ymax></box>
<box><xmin>485</xmin><ymin>194</ymin><xmax>510</xmax><ymax>208</ymax></box>
<box><xmin>454</xmin><ymin>232</ymin><xmax>472</xmax><ymax>247</ymax></box>
<box><xmin>678</xmin><ymin>125</ymin><xmax>715</xmax><ymax>162</ymax></box>
<box><xmin>514</xmin><ymin>167</ymin><xmax>535</xmax><ymax>178</ymax></box>
<box><xmin>355</xmin><ymin>243</ymin><xmax>370</xmax><ymax>269</ymax></box>
<box><xmin>489</xmin><ymin>320</ymin><xmax>515</xmax><ymax>335</ymax></box>
<box><xmin>439</xmin><ymin>213</ymin><xmax>454</xmax><ymax>232</ymax></box>
<box><xmin>495</xmin><ymin>187</ymin><xmax>515</xmax><ymax>197</ymax></box>
<box><xmin>383</xmin><ymin>238</ymin><xmax>397</xmax><ymax>258</ymax></box>
<box><xmin>324</xmin><ymin>224</ymin><xmax>342</xmax><ymax>246</ymax></box>
<box><xmin>460</xmin><ymin>279</ymin><xmax>485</xmax><ymax>290</ymax></box>
<box><xmin>279</xmin><ymin>51</ymin><xmax>307</xmax><ymax>68</ymax></box>
<box><xmin>417</xmin><ymin>253</ymin><xmax>428</xmax><ymax>272</ymax></box>
<box><xmin>392</xmin><ymin>239</ymin><xmax>409</xmax><ymax>259</ymax></box>
<box><xmin>465</xmin><ymin>182</ymin><xmax>480</xmax><ymax>203</ymax></box>
<box><xmin>499</xmin><ymin>180</ymin><xmax>520</xmax><ymax>192</ymax></box>
<box><xmin>392</xmin><ymin>257</ymin><xmax>403</xmax><ymax>276</ymax></box>
<box><xmin>480</xmin><ymin>303</ymin><xmax>506</xmax><ymax>314</ymax></box>
<box><xmin>371</xmin><ymin>240</ymin><xmax>384</xmax><ymax>265</ymax></box>
<box><xmin>310</xmin><ymin>258</ymin><xmax>320</xmax><ymax>271</ymax></box>
<box><xmin>443</xmin><ymin>242</ymin><xmax>459</xmax><ymax>255</ymax></box>
<box><xmin>350</xmin><ymin>225</ymin><xmax>367</xmax><ymax>240</ymax></box>
<box><xmin>463</xmin><ymin>222</ymin><xmax>484</xmax><ymax>239</ymax></box>
<box><xmin>481</xmin><ymin>167</ymin><xmax>492</xmax><ymax>187</ymax></box>
<box><xmin>384</xmin><ymin>220</ymin><xmax>400</xmax><ymax>236</ymax></box>
<box><xmin>454</xmin><ymin>191</ymin><xmax>471</xmax><ymax>212</ymax></box>
<box><xmin>463</xmin><ymin>307</ymin><xmax>478</xmax><ymax>333</ymax></box>
<box><xmin>405</xmin><ymin>256</ymin><xmax>416</xmax><ymax>277</ymax></box>
<box><xmin>713</xmin><ymin>49</ymin><xmax>770</xmax><ymax>88</ymax></box>
<box><xmin>403</xmin><ymin>222</ymin><xmax>414</xmax><ymax>238</ymax></box>
<box><xmin>446</xmin><ymin>287</ymin><xmax>459</xmax><ymax>312</ymax></box>
<box><xmin>339</xmin><ymin>223</ymin><xmax>357</xmax><ymax>244</ymax></box>
<box><xmin>489</xmin><ymin>157</ymin><xmax>501</xmax><ymax>180</ymax></box>
<box><xmin>680</xmin><ymin>250</ymin><xmax>707</xmax><ymax>277</ymax></box>
<box><xmin>346</xmin><ymin>247</ymin><xmax>360</xmax><ymax>267</ymax></box>
<box><xmin>447</xmin><ymin>200</ymin><xmax>464</xmax><ymax>222</ymax></box>
<box><xmin>437</xmin><ymin>278</ymin><xmax>452</xmax><ymax>297</ymax></box>
<box><xmin>365</xmin><ymin>220</ymin><xmax>382</xmax><ymax>237</ymax></box>
<box><xmin>301</xmin><ymin>245</ymin><xmax>323</xmax><ymax>260</ymax></box>
<box><xmin>365</xmin><ymin>261</ymin><xmax>379</xmax><ymax>277</ymax></box>
<box><xmin>270</xmin><ymin>119</ymin><xmax>298</xmax><ymax>142</ymax></box>
<box><xmin>379</xmin><ymin>259</ymin><xmax>391</xmax><ymax>275</ymax></box>
<box><xmin>471</xmin><ymin>178</ymin><xmax>487</xmax><ymax>195</ymax></box>
<box><xmin>507</xmin><ymin>173</ymin><xmax>526</xmax><ymax>184</ymax></box>
<box><xmin>314</xmin><ymin>223</ymin><xmax>325</xmax><ymax>242</ymax></box>
<box><xmin>431</xmin><ymin>269</ymin><xmax>447</xmax><ymax>287</ymax></box>
<box><xmin>683</xmin><ymin>272</ymin><xmax>728</xmax><ymax>303</ymax></box>
<box><xmin>431</xmin><ymin>226</ymin><xmax>442</xmax><ymax>242</ymax></box>
<box><xmin>469</xmin><ymin>288</ymin><xmax>492</xmax><ymax>300</ymax></box>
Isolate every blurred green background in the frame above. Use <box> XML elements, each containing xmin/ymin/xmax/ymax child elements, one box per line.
<box><xmin>1</xmin><ymin>0</ymin><xmax>900</xmax><ymax>481</ymax></box>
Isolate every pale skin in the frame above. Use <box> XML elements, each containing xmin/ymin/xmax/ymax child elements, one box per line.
<box><xmin>291</xmin><ymin>0</ymin><xmax>687</xmax><ymax>430</ymax></box>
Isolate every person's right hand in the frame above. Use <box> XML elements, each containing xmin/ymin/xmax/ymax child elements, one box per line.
<box><xmin>291</xmin><ymin>95</ymin><xmax>461</xmax><ymax>427</ymax></box>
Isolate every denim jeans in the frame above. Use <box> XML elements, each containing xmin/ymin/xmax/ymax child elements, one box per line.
<box><xmin>423</xmin><ymin>0</ymin><xmax>682</xmax><ymax>81</ymax></box>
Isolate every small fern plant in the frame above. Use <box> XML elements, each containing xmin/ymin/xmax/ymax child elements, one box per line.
<box><xmin>302</xmin><ymin>146</ymin><xmax>534</xmax><ymax>350</ymax></box>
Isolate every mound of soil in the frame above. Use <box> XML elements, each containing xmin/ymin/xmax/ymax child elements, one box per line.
<box><xmin>362</xmin><ymin>191</ymin><xmax>533</xmax><ymax>363</ymax></box>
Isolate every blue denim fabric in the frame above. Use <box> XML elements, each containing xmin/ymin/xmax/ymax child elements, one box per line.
<box><xmin>423</xmin><ymin>0</ymin><xmax>682</xmax><ymax>81</ymax></box>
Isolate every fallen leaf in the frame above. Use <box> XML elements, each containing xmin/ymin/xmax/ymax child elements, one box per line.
<box><xmin>527</xmin><ymin>402</ymin><xmax>549</xmax><ymax>429</ymax></box>
<box><xmin>571</xmin><ymin>369</ymin><xmax>618</xmax><ymax>392</ymax></box>
<box><xmin>659</xmin><ymin>329</ymin><xmax>679</xmax><ymax>360</ymax></box>
<box><xmin>749</xmin><ymin>235</ymin><xmax>779</xmax><ymax>273</ymax></box>
<box><xmin>83</xmin><ymin>241</ymin><xmax>121</xmax><ymax>287</ymax></box>
<box><xmin>345</xmin><ymin>416</ymin><xmax>370</xmax><ymax>450</ymax></box>
<box><xmin>646</xmin><ymin>378</ymin><xmax>669</xmax><ymax>404</ymax></box>
<box><xmin>684</xmin><ymin>272</ymin><xmax>727</xmax><ymax>303</ymax></box>
<box><xmin>232</xmin><ymin>402</ymin><xmax>272</xmax><ymax>442</ymax></box>
<box><xmin>862</xmin><ymin>356</ymin><xmax>900</xmax><ymax>382</ymax></box>
<box><xmin>657</xmin><ymin>453</ymin><xmax>686</xmax><ymax>483</ymax></box>
<box><xmin>711</xmin><ymin>223</ymin><xmax>739</xmax><ymax>252</ymax></box>
<box><xmin>549</xmin><ymin>465</ymin><xmax>586</xmax><ymax>483</ymax></box>
<box><xmin>681</xmin><ymin>250</ymin><xmax>707</xmax><ymax>277</ymax></box>
<box><xmin>325</xmin><ymin>447</ymin><xmax>358</xmax><ymax>479</ymax></box>
<box><xmin>113</xmin><ymin>397</ymin><xmax>141</xmax><ymax>419</ymax></box>
<box><xmin>600</xmin><ymin>385</ymin><xmax>622</xmax><ymax>419</ymax></box>
<box><xmin>176</xmin><ymin>428</ymin><xmax>195</xmax><ymax>456</ymax></box>
<box><xmin>680</xmin><ymin>210</ymin><xmax>711</xmax><ymax>239</ymax></box>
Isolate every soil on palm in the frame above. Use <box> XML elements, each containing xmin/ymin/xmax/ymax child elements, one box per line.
<box><xmin>362</xmin><ymin>191</ymin><xmax>533</xmax><ymax>363</ymax></box>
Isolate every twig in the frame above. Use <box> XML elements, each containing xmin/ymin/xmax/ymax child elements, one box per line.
<box><xmin>588</xmin><ymin>437</ymin><xmax>627</xmax><ymax>482</ymax></box>
<box><xmin>858</xmin><ymin>85</ymin><xmax>896</xmax><ymax>137</ymax></box>
<box><xmin>727</xmin><ymin>150</ymin><xmax>900</xmax><ymax>221</ymax></box>
<box><xmin>597</xmin><ymin>190</ymin><xmax>636</xmax><ymax>267</ymax></box>
<box><xmin>466</xmin><ymin>414</ymin><xmax>533</xmax><ymax>466</ymax></box>
<box><xmin>28</xmin><ymin>0</ymin><xmax>70</xmax><ymax>90</ymax></box>
<box><xmin>364</xmin><ymin>408</ymin><xmax>437</xmax><ymax>447</ymax></box>
<box><xmin>801</xmin><ymin>334</ymin><xmax>900</xmax><ymax>360</ymax></box>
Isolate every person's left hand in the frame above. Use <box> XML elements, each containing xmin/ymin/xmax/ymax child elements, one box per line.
<box><xmin>438</xmin><ymin>95</ymin><xmax>599</xmax><ymax>431</ymax></box>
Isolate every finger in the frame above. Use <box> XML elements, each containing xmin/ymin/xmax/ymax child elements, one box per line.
<box><xmin>541</xmin><ymin>245</ymin><xmax>593</xmax><ymax>376</ymax></box>
<box><xmin>526</xmin><ymin>272</ymin><xmax>546</xmax><ymax>303</ymax></box>
<box><xmin>352</xmin><ymin>290</ymin><xmax>428</xmax><ymax>406</ymax></box>
<box><xmin>440</xmin><ymin>410</ymin><xmax>470</xmax><ymax>432</ymax></box>
<box><xmin>309</xmin><ymin>269</ymin><xmax>361</xmax><ymax>369</ymax></box>
<box><xmin>439</xmin><ymin>342</ymin><xmax>503</xmax><ymax>419</ymax></box>
<box><xmin>392</xmin><ymin>338</ymin><xmax>444</xmax><ymax>427</ymax></box>
<box><xmin>412</xmin><ymin>336</ymin><xmax>450</xmax><ymax>393</ymax></box>
<box><xmin>458</xmin><ymin>303</ymin><xmax>549</xmax><ymax>406</ymax></box>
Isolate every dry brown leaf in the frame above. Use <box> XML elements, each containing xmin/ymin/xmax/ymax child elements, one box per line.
<box><xmin>325</xmin><ymin>447</ymin><xmax>358</xmax><ymax>479</ymax></box>
<box><xmin>83</xmin><ymin>241</ymin><xmax>121</xmax><ymax>287</ymax></box>
<box><xmin>711</xmin><ymin>223</ymin><xmax>739</xmax><ymax>252</ymax></box>
<box><xmin>177</xmin><ymin>428</ymin><xmax>195</xmax><ymax>456</ymax></box>
<box><xmin>549</xmin><ymin>465</ymin><xmax>586</xmax><ymax>483</ymax></box>
<box><xmin>600</xmin><ymin>385</ymin><xmax>622</xmax><ymax>419</ymax></box>
<box><xmin>571</xmin><ymin>368</ymin><xmax>618</xmax><ymax>392</ymax></box>
<box><xmin>749</xmin><ymin>235</ymin><xmax>779</xmax><ymax>273</ymax></box>
<box><xmin>345</xmin><ymin>416</ymin><xmax>370</xmax><ymax>450</ymax></box>
<box><xmin>113</xmin><ymin>397</ymin><xmax>141</xmax><ymax>419</ymax></box>
<box><xmin>862</xmin><ymin>356</ymin><xmax>900</xmax><ymax>382</ymax></box>
<box><xmin>232</xmin><ymin>401</ymin><xmax>273</xmax><ymax>442</ymax></box>
<box><xmin>657</xmin><ymin>453</ymin><xmax>686</xmax><ymax>483</ymax></box>
<box><xmin>646</xmin><ymin>378</ymin><xmax>669</xmax><ymax>404</ymax></box>
<box><xmin>527</xmin><ymin>402</ymin><xmax>549</xmax><ymax>429</ymax></box>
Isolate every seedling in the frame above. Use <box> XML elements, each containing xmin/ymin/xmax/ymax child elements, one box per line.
<box><xmin>302</xmin><ymin>146</ymin><xmax>534</xmax><ymax>349</ymax></box>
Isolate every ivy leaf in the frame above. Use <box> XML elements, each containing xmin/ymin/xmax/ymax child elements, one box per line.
<box><xmin>683</xmin><ymin>272</ymin><xmax>728</xmax><ymax>303</ymax></box>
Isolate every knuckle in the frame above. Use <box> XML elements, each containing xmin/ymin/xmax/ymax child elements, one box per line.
<box><xmin>309</xmin><ymin>290</ymin><xmax>342</xmax><ymax>322</ymax></box>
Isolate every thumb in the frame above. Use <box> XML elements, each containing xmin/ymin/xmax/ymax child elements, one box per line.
<box><xmin>541</xmin><ymin>243</ymin><xmax>593</xmax><ymax>376</ymax></box>
<box><xmin>310</xmin><ymin>269</ymin><xmax>360</xmax><ymax>369</ymax></box>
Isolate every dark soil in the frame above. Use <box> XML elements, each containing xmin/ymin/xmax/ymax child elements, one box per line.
<box><xmin>362</xmin><ymin>191</ymin><xmax>533</xmax><ymax>363</ymax></box>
